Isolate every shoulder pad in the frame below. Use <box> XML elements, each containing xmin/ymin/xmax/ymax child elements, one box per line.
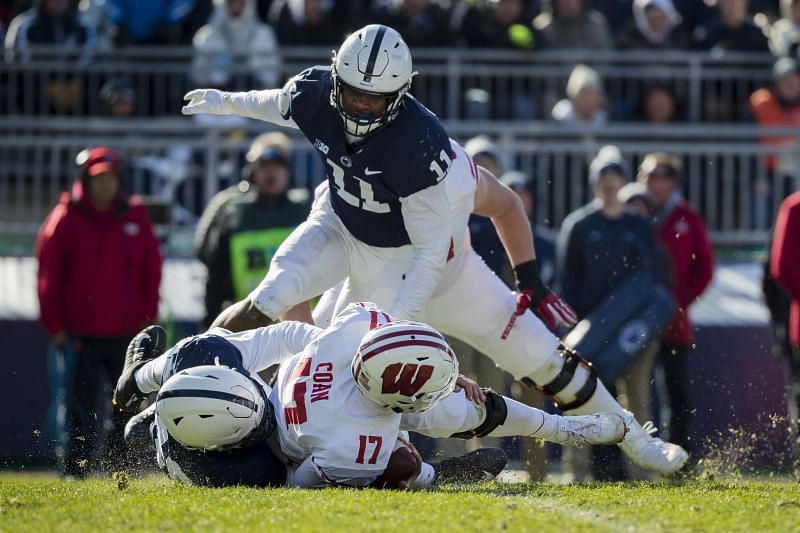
<box><xmin>279</xmin><ymin>66</ymin><xmax>331</xmax><ymax>120</ymax></box>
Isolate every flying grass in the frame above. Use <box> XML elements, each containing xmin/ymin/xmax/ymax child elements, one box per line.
<box><xmin>1</xmin><ymin>474</ymin><xmax>799</xmax><ymax>532</ymax></box>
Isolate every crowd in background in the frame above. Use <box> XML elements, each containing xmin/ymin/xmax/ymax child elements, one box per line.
<box><xmin>2</xmin><ymin>0</ymin><xmax>797</xmax><ymax>56</ymax></box>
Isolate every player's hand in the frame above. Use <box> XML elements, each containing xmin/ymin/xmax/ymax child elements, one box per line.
<box><xmin>182</xmin><ymin>89</ymin><xmax>225</xmax><ymax>115</ymax></box>
<box><xmin>454</xmin><ymin>374</ymin><xmax>485</xmax><ymax>404</ymax></box>
<box><xmin>516</xmin><ymin>288</ymin><xmax>578</xmax><ymax>334</ymax></box>
<box><xmin>396</xmin><ymin>436</ymin><xmax>422</xmax><ymax>490</ymax></box>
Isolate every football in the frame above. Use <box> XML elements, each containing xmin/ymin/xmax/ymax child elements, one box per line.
<box><xmin>373</xmin><ymin>446</ymin><xmax>418</xmax><ymax>488</ymax></box>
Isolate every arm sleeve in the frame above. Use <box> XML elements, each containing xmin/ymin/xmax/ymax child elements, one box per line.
<box><xmin>35</xmin><ymin>207</ymin><xmax>68</xmax><ymax>336</ymax></box>
<box><xmin>219</xmin><ymin>321</ymin><xmax>324</xmax><ymax>372</ymax></box>
<box><xmin>220</xmin><ymin>89</ymin><xmax>299</xmax><ymax>129</ymax></box>
<box><xmin>771</xmin><ymin>198</ymin><xmax>800</xmax><ymax>300</ymax></box>
<box><xmin>390</xmin><ymin>183</ymin><xmax>451</xmax><ymax>320</ymax></box>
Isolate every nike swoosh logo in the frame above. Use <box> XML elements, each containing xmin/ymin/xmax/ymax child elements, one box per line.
<box><xmin>364</xmin><ymin>168</ymin><xmax>382</xmax><ymax>175</ymax></box>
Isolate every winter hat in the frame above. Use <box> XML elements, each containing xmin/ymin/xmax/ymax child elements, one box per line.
<box><xmin>566</xmin><ymin>65</ymin><xmax>603</xmax><ymax>101</ymax></box>
<box><xmin>589</xmin><ymin>145</ymin><xmax>629</xmax><ymax>185</ymax></box>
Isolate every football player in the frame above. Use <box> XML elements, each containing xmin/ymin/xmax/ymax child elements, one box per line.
<box><xmin>182</xmin><ymin>25</ymin><xmax>464</xmax><ymax>330</ymax></box>
<box><xmin>114</xmin><ymin>303</ymin><xmax>626</xmax><ymax>488</ymax></box>
<box><xmin>304</xmin><ymin>139</ymin><xmax>690</xmax><ymax>477</ymax></box>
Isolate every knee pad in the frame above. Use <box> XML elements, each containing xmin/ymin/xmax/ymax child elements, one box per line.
<box><xmin>521</xmin><ymin>344</ymin><xmax>598</xmax><ymax>411</ymax></box>
<box><xmin>450</xmin><ymin>389</ymin><xmax>509</xmax><ymax>439</ymax></box>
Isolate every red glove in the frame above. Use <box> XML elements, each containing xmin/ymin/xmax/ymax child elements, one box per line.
<box><xmin>512</xmin><ymin>259</ymin><xmax>578</xmax><ymax>334</ymax></box>
<box><xmin>516</xmin><ymin>289</ymin><xmax>578</xmax><ymax>333</ymax></box>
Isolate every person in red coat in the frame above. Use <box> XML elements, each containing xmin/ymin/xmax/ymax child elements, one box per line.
<box><xmin>771</xmin><ymin>191</ymin><xmax>800</xmax><ymax>414</ymax></box>
<box><xmin>638</xmin><ymin>153</ymin><xmax>714</xmax><ymax>454</ymax></box>
<box><xmin>36</xmin><ymin>147</ymin><xmax>162</xmax><ymax>478</ymax></box>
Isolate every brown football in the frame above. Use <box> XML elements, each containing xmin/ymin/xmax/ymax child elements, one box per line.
<box><xmin>373</xmin><ymin>446</ymin><xmax>417</xmax><ymax>488</ymax></box>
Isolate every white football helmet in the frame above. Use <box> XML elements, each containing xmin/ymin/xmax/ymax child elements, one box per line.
<box><xmin>156</xmin><ymin>364</ymin><xmax>272</xmax><ymax>451</ymax></box>
<box><xmin>352</xmin><ymin>321</ymin><xmax>459</xmax><ymax>413</ymax></box>
<box><xmin>330</xmin><ymin>24</ymin><xmax>416</xmax><ymax>136</ymax></box>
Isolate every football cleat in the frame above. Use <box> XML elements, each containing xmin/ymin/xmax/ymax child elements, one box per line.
<box><xmin>113</xmin><ymin>325</ymin><xmax>166</xmax><ymax>412</ymax></box>
<box><xmin>554</xmin><ymin>412</ymin><xmax>627</xmax><ymax>447</ymax></box>
<box><xmin>432</xmin><ymin>448</ymin><xmax>507</xmax><ymax>485</ymax></box>
<box><xmin>618</xmin><ymin>410</ymin><xmax>689</xmax><ymax>477</ymax></box>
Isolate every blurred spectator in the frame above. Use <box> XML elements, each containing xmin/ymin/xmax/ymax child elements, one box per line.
<box><xmin>635</xmin><ymin>82</ymin><xmax>683</xmax><ymax>122</ymax></box>
<box><xmin>76</xmin><ymin>0</ymin><xmax>116</xmax><ymax>50</ymax></box>
<box><xmin>464</xmin><ymin>136</ymin><xmax>506</xmax><ymax>274</ymax></box>
<box><xmin>191</xmin><ymin>0</ymin><xmax>281</xmax><ymax>90</ymax></box>
<box><xmin>269</xmin><ymin>0</ymin><xmax>345</xmax><ymax>46</ymax></box>
<box><xmin>105</xmin><ymin>0</ymin><xmax>199</xmax><ymax>45</ymax></box>
<box><xmin>557</xmin><ymin>146</ymin><xmax>665</xmax><ymax>480</ymax></box>
<box><xmin>750</xmin><ymin>57</ymin><xmax>800</xmax><ymax>177</ymax></box>
<box><xmin>371</xmin><ymin>0</ymin><xmax>454</xmax><ymax>47</ymax></box>
<box><xmin>770</xmin><ymin>0</ymin><xmax>800</xmax><ymax>55</ymax></box>
<box><xmin>534</xmin><ymin>0</ymin><xmax>612</xmax><ymax>49</ymax></box>
<box><xmin>770</xmin><ymin>191</ymin><xmax>800</xmax><ymax>417</ymax></box>
<box><xmin>456</xmin><ymin>0</ymin><xmax>542</xmax><ymax>49</ymax></box>
<box><xmin>5</xmin><ymin>0</ymin><xmax>95</xmax><ymax>114</ymax></box>
<box><xmin>194</xmin><ymin>133</ymin><xmax>308</xmax><ymax>327</ymax></box>
<box><xmin>5</xmin><ymin>0</ymin><xmax>95</xmax><ymax>63</ymax></box>
<box><xmin>36</xmin><ymin>147</ymin><xmax>163</xmax><ymax>478</ymax></box>
<box><xmin>616</xmin><ymin>0</ymin><xmax>692</xmax><ymax>50</ymax></box>
<box><xmin>619</xmin><ymin>180</ymin><xmax>655</xmax><ymax>216</ymax></box>
<box><xmin>500</xmin><ymin>170</ymin><xmax>556</xmax><ymax>285</ymax></box>
<box><xmin>638</xmin><ymin>152</ymin><xmax>713</xmax><ymax>455</ymax></box>
<box><xmin>100</xmin><ymin>76</ymin><xmax>137</xmax><ymax>118</ymax></box>
<box><xmin>671</xmin><ymin>0</ymin><xmax>714</xmax><ymax>32</ymax></box>
<box><xmin>593</xmin><ymin>0</ymin><xmax>636</xmax><ymax>33</ymax></box>
<box><xmin>693</xmin><ymin>0</ymin><xmax>770</xmax><ymax>52</ymax></box>
<box><xmin>552</xmin><ymin>64</ymin><xmax>608</xmax><ymax>125</ymax></box>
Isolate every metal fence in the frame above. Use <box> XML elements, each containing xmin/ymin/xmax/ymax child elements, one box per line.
<box><xmin>1</xmin><ymin>47</ymin><xmax>775</xmax><ymax>122</ymax></box>
<box><xmin>2</xmin><ymin>118</ymin><xmax>797</xmax><ymax>249</ymax></box>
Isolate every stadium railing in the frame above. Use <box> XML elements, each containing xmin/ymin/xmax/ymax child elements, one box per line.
<box><xmin>2</xmin><ymin>117</ymin><xmax>797</xmax><ymax>250</ymax></box>
<box><xmin>1</xmin><ymin>47</ymin><xmax>775</xmax><ymax>122</ymax></box>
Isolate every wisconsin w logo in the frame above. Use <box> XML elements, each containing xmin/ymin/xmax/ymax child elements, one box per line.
<box><xmin>381</xmin><ymin>363</ymin><xmax>434</xmax><ymax>396</ymax></box>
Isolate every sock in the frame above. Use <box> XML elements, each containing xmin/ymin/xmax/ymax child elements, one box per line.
<box><xmin>414</xmin><ymin>462</ymin><xmax>435</xmax><ymax>487</ymax></box>
<box><xmin>134</xmin><ymin>355</ymin><xmax>168</xmax><ymax>394</ymax></box>
<box><xmin>486</xmin><ymin>396</ymin><xmax>561</xmax><ymax>442</ymax></box>
<box><xmin>562</xmin><ymin>381</ymin><xmax>625</xmax><ymax>418</ymax></box>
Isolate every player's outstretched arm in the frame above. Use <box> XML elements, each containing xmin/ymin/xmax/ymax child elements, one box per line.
<box><xmin>182</xmin><ymin>88</ymin><xmax>299</xmax><ymax>129</ymax></box>
<box><xmin>472</xmin><ymin>166</ymin><xmax>577</xmax><ymax>333</ymax></box>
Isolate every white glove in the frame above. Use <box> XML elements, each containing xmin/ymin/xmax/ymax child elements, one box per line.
<box><xmin>182</xmin><ymin>89</ymin><xmax>226</xmax><ymax>115</ymax></box>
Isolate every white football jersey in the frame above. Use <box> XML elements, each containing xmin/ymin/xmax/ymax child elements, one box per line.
<box><xmin>272</xmin><ymin>302</ymin><xmax>400</xmax><ymax>486</ymax></box>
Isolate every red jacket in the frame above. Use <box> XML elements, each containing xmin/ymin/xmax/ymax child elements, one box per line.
<box><xmin>771</xmin><ymin>192</ymin><xmax>800</xmax><ymax>348</ymax></box>
<box><xmin>657</xmin><ymin>199</ymin><xmax>714</xmax><ymax>345</ymax></box>
<box><xmin>35</xmin><ymin>182</ymin><xmax>163</xmax><ymax>337</ymax></box>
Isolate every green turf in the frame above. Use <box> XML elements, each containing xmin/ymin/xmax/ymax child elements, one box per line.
<box><xmin>1</xmin><ymin>474</ymin><xmax>799</xmax><ymax>532</ymax></box>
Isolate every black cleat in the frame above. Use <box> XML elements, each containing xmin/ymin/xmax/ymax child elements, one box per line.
<box><xmin>114</xmin><ymin>325</ymin><xmax>166</xmax><ymax>412</ymax></box>
<box><xmin>432</xmin><ymin>448</ymin><xmax>507</xmax><ymax>485</ymax></box>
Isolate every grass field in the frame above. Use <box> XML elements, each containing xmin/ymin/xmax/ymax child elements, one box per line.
<box><xmin>2</xmin><ymin>474</ymin><xmax>800</xmax><ymax>532</ymax></box>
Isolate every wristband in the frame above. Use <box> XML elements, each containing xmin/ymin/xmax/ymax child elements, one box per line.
<box><xmin>513</xmin><ymin>259</ymin><xmax>545</xmax><ymax>292</ymax></box>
